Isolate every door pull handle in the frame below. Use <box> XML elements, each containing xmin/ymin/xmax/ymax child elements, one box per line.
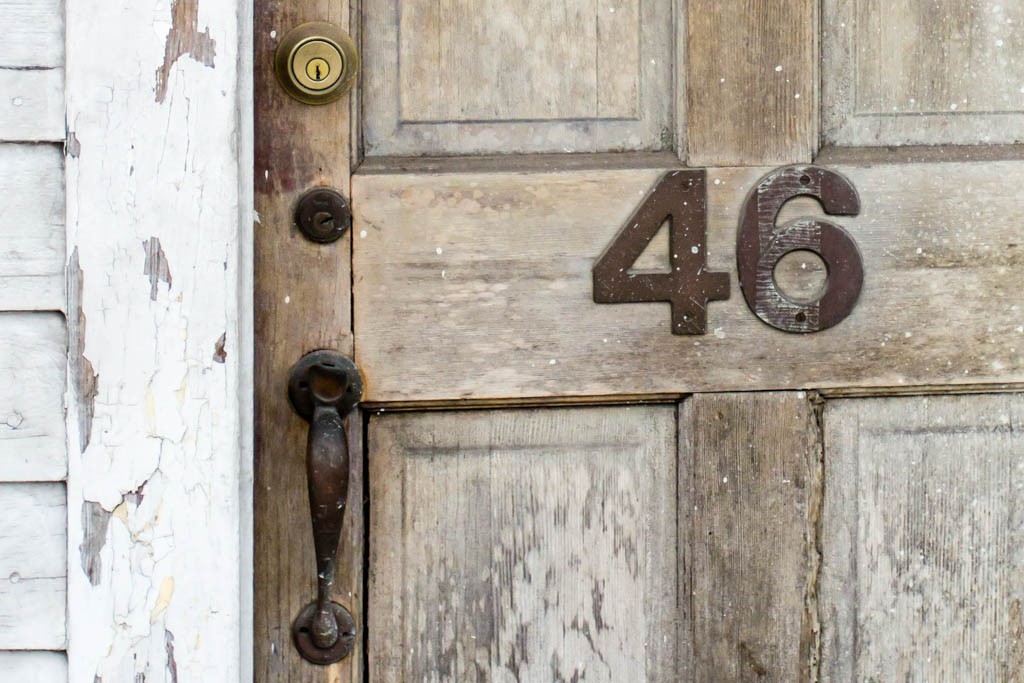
<box><xmin>286</xmin><ymin>350</ymin><xmax>363</xmax><ymax>665</ymax></box>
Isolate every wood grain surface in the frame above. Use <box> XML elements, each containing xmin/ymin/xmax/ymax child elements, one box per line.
<box><xmin>0</xmin><ymin>70</ymin><xmax>64</xmax><ymax>142</ymax></box>
<box><xmin>0</xmin><ymin>483</ymin><xmax>66</xmax><ymax>649</ymax></box>
<box><xmin>0</xmin><ymin>651</ymin><xmax>67</xmax><ymax>682</ymax></box>
<box><xmin>686</xmin><ymin>0</ymin><xmax>817</xmax><ymax>165</ymax></box>
<box><xmin>0</xmin><ymin>314</ymin><xmax>66</xmax><ymax>481</ymax></box>
<box><xmin>361</xmin><ymin>0</ymin><xmax>673</xmax><ymax>156</ymax></box>
<box><xmin>368</xmin><ymin>406</ymin><xmax>678</xmax><ymax>682</ymax></box>
<box><xmin>253</xmin><ymin>0</ymin><xmax>360</xmax><ymax>680</ymax></box>
<box><xmin>822</xmin><ymin>394</ymin><xmax>1024</xmax><ymax>681</ymax></box>
<box><xmin>824</xmin><ymin>0</ymin><xmax>1024</xmax><ymax>146</ymax></box>
<box><xmin>0</xmin><ymin>144</ymin><xmax>65</xmax><ymax>312</ymax></box>
<box><xmin>0</xmin><ymin>0</ymin><xmax>63</xmax><ymax>67</ymax></box>
<box><xmin>353</xmin><ymin>160</ymin><xmax>1024</xmax><ymax>403</ymax></box>
<box><xmin>682</xmin><ymin>393</ymin><xmax>822</xmax><ymax>682</ymax></box>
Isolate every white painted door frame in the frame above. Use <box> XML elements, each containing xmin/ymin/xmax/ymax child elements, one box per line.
<box><xmin>64</xmin><ymin>0</ymin><xmax>253</xmax><ymax>680</ymax></box>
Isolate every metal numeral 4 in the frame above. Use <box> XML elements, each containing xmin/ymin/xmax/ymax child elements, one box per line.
<box><xmin>592</xmin><ymin>170</ymin><xmax>730</xmax><ymax>335</ymax></box>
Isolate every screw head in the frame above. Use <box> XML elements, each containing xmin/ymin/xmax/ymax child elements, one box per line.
<box><xmin>295</xmin><ymin>188</ymin><xmax>350</xmax><ymax>244</ymax></box>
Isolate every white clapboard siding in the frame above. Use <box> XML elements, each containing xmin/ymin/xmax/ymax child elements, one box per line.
<box><xmin>0</xmin><ymin>483</ymin><xmax>67</xmax><ymax>650</ymax></box>
<box><xmin>0</xmin><ymin>0</ymin><xmax>63</xmax><ymax>68</ymax></box>
<box><xmin>0</xmin><ymin>651</ymin><xmax>67</xmax><ymax>682</ymax></box>
<box><xmin>0</xmin><ymin>0</ymin><xmax>64</xmax><ymax>143</ymax></box>
<box><xmin>0</xmin><ymin>70</ymin><xmax>65</xmax><ymax>142</ymax></box>
<box><xmin>0</xmin><ymin>313</ymin><xmax>67</xmax><ymax>482</ymax></box>
<box><xmin>0</xmin><ymin>144</ymin><xmax>65</xmax><ymax>311</ymax></box>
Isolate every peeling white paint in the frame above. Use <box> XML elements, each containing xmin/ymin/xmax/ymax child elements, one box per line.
<box><xmin>65</xmin><ymin>0</ymin><xmax>249</xmax><ymax>680</ymax></box>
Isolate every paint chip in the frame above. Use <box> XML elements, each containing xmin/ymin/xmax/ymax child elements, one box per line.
<box><xmin>151</xmin><ymin>577</ymin><xmax>176</xmax><ymax>624</ymax></box>
<box><xmin>79</xmin><ymin>501</ymin><xmax>112</xmax><ymax>586</ymax></box>
<box><xmin>143</xmin><ymin>237</ymin><xmax>172</xmax><ymax>301</ymax></box>
<box><xmin>213</xmin><ymin>332</ymin><xmax>227</xmax><ymax>363</ymax></box>
<box><xmin>155</xmin><ymin>0</ymin><xmax>218</xmax><ymax>102</ymax></box>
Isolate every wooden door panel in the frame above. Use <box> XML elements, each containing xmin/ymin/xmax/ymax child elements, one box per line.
<box><xmin>821</xmin><ymin>394</ymin><xmax>1024</xmax><ymax>679</ymax></box>
<box><xmin>361</xmin><ymin>0</ymin><xmax>673</xmax><ymax>156</ymax></box>
<box><xmin>353</xmin><ymin>159</ymin><xmax>1024</xmax><ymax>404</ymax></box>
<box><xmin>368</xmin><ymin>406</ymin><xmax>678</xmax><ymax>682</ymax></box>
<box><xmin>824</xmin><ymin>0</ymin><xmax>1024</xmax><ymax>146</ymax></box>
<box><xmin>682</xmin><ymin>393</ymin><xmax>821</xmax><ymax>682</ymax></box>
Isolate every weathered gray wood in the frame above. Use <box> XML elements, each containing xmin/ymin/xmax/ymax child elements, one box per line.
<box><xmin>0</xmin><ymin>0</ymin><xmax>63</xmax><ymax>68</ymax></box>
<box><xmin>0</xmin><ymin>314</ymin><xmax>66</xmax><ymax>482</ymax></box>
<box><xmin>369</xmin><ymin>406</ymin><xmax>678</xmax><ymax>682</ymax></box>
<box><xmin>253</xmin><ymin>0</ymin><xmax>359</xmax><ymax>678</ymax></box>
<box><xmin>353</xmin><ymin>160</ymin><xmax>1024</xmax><ymax>403</ymax></box>
<box><xmin>817</xmin><ymin>144</ymin><xmax>1024</xmax><ymax>165</ymax></box>
<box><xmin>0</xmin><ymin>483</ymin><xmax>66</xmax><ymax>649</ymax></box>
<box><xmin>0</xmin><ymin>144</ymin><xmax>65</xmax><ymax>311</ymax></box>
<box><xmin>361</xmin><ymin>0</ymin><xmax>674</xmax><ymax>156</ymax></box>
<box><xmin>0</xmin><ymin>69</ymin><xmax>64</xmax><ymax>142</ymax></box>
<box><xmin>682</xmin><ymin>393</ymin><xmax>821</xmax><ymax>682</ymax></box>
<box><xmin>822</xmin><ymin>394</ymin><xmax>1024</xmax><ymax>680</ymax></box>
<box><xmin>0</xmin><ymin>651</ymin><xmax>67</xmax><ymax>681</ymax></box>
<box><xmin>687</xmin><ymin>0</ymin><xmax>817</xmax><ymax>165</ymax></box>
<box><xmin>824</xmin><ymin>0</ymin><xmax>1024</xmax><ymax>146</ymax></box>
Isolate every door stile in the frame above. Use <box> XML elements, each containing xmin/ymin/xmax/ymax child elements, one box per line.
<box><xmin>686</xmin><ymin>0</ymin><xmax>819</xmax><ymax>167</ymax></box>
<box><xmin>253</xmin><ymin>0</ymin><xmax>362</xmax><ymax>679</ymax></box>
<box><xmin>680</xmin><ymin>392</ymin><xmax>824</xmax><ymax>681</ymax></box>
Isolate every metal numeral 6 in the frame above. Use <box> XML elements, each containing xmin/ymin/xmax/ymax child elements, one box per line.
<box><xmin>737</xmin><ymin>165</ymin><xmax>863</xmax><ymax>333</ymax></box>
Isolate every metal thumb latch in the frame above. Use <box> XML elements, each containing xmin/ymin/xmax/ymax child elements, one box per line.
<box><xmin>287</xmin><ymin>350</ymin><xmax>363</xmax><ymax>665</ymax></box>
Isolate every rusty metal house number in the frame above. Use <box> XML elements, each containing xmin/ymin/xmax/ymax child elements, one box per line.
<box><xmin>594</xmin><ymin>165</ymin><xmax>864</xmax><ymax>335</ymax></box>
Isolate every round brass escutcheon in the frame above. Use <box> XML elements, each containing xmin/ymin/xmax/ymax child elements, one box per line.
<box><xmin>274</xmin><ymin>22</ymin><xmax>358</xmax><ymax>105</ymax></box>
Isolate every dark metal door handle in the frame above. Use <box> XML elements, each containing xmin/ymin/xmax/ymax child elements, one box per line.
<box><xmin>286</xmin><ymin>350</ymin><xmax>363</xmax><ymax>665</ymax></box>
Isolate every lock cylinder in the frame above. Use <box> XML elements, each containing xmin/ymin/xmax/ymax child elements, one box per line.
<box><xmin>275</xmin><ymin>22</ymin><xmax>359</xmax><ymax>105</ymax></box>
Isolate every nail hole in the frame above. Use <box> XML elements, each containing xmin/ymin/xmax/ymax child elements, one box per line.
<box><xmin>795</xmin><ymin>311</ymin><xmax>807</xmax><ymax>323</ymax></box>
<box><xmin>298</xmin><ymin>381</ymin><xmax>308</xmax><ymax>389</ymax></box>
<box><xmin>799</xmin><ymin>174</ymin><xmax>811</xmax><ymax>185</ymax></box>
<box><xmin>299</xmin><ymin>626</ymin><xmax>310</xmax><ymax>634</ymax></box>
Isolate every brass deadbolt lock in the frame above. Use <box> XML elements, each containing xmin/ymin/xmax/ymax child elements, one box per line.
<box><xmin>275</xmin><ymin>22</ymin><xmax>358</xmax><ymax>105</ymax></box>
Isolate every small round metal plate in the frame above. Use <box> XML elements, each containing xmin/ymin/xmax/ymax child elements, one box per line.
<box><xmin>293</xmin><ymin>601</ymin><xmax>356</xmax><ymax>665</ymax></box>
<box><xmin>287</xmin><ymin>350</ymin><xmax>363</xmax><ymax>422</ymax></box>
<box><xmin>274</xmin><ymin>22</ymin><xmax>359</xmax><ymax>105</ymax></box>
<box><xmin>294</xmin><ymin>188</ymin><xmax>351</xmax><ymax>244</ymax></box>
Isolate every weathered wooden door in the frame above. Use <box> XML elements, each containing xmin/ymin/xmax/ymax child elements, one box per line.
<box><xmin>255</xmin><ymin>1</ymin><xmax>1024</xmax><ymax>681</ymax></box>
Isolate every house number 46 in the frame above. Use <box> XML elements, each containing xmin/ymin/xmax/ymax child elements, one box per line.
<box><xmin>593</xmin><ymin>166</ymin><xmax>864</xmax><ymax>335</ymax></box>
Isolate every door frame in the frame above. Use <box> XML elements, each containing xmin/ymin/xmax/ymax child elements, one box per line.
<box><xmin>64</xmin><ymin>0</ymin><xmax>254</xmax><ymax>680</ymax></box>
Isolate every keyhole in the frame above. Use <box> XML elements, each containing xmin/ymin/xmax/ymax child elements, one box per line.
<box><xmin>312</xmin><ymin>211</ymin><xmax>334</xmax><ymax>231</ymax></box>
<box><xmin>304</xmin><ymin>58</ymin><xmax>331</xmax><ymax>84</ymax></box>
